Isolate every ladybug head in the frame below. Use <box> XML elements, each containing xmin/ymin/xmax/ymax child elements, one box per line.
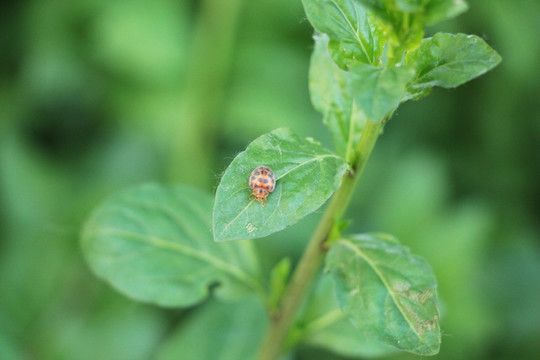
<box><xmin>252</xmin><ymin>187</ymin><xmax>269</xmax><ymax>201</ymax></box>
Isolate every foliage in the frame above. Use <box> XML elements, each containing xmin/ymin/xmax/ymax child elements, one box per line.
<box><xmin>2</xmin><ymin>1</ymin><xmax>538</xmax><ymax>360</ymax></box>
<box><xmin>81</xmin><ymin>0</ymin><xmax>500</xmax><ymax>358</ymax></box>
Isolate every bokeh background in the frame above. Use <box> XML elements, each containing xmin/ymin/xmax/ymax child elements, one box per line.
<box><xmin>1</xmin><ymin>0</ymin><xmax>539</xmax><ymax>359</ymax></box>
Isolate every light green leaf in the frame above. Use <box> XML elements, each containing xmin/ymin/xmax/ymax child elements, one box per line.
<box><xmin>302</xmin><ymin>0</ymin><xmax>384</xmax><ymax>68</ymax></box>
<box><xmin>406</xmin><ymin>33</ymin><xmax>501</xmax><ymax>90</ymax></box>
<box><xmin>326</xmin><ymin>233</ymin><xmax>441</xmax><ymax>355</ymax></box>
<box><xmin>81</xmin><ymin>184</ymin><xmax>263</xmax><ymax>307</ymax></box>
<box><xmin>269</xmin><ymin>258</ymin><xmax>291</xmax><ymax>311</ymax></box>
<box><xmin>295</xmin><ymin>274</ymin><xmax>396</xmax><ymax>358</ymax></box>
<box><xmin>348</xmin><ymin>63</ymin><xmax>415</xmax><ymax>122</ymax></box>
<box><xmin>354</xmin><ymin>0</ymin><xmax>387</xmax><ymax>19</ymax></box>
<box><xmin>358</xmin><ymin>0</ymin><xmax>468</xmax><ymax>24</ymax></box>
<box><xmin>424</xmin><ymin>0</ymin><xmax>469</xmax><ymax>25</ymax></box>
<box><xmin>396</xmin><ymin>0</ymin><xmax>424</xmax><ymax>13</ymax></box>
<box><xmin>213</xmin><ymin>128</ymin><xmax>347</xmax><ymax>242</ymax></box>
<box><xmin>309</xmin><ymin>34</ymin><xmax>365</xmax><ymax>160</ymax></box>
<box><xmin>156</xmin><ymin>297</ymin><xmax>267</xmax><ymax>360</ymax></box>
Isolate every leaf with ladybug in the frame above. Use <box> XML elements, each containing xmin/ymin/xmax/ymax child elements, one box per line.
<box><xmin>213</xmin><ymin>128</ymin><xmax>348</xmax><ymax>242</ymax></box>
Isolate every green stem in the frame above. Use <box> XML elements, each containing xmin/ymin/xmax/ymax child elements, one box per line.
<box><xmin>167</xmin><ymin>0</ymin><xmax>243</xmax><ymax>187</ymax></box>
<box><xmin>256</xmin><ymin>120</ymin><xmax>382</xmax><ymax>360</ymax></box>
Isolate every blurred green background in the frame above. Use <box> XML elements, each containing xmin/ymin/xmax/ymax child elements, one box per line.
<box><xmin>1</xmin><ymin>0</ymin><xmax>539</xmax><ymax>359</ymax></box>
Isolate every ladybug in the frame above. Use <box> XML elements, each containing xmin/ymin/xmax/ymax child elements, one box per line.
<box><xmin>249</xmin><ymin>165</ymin><xmax>275</xmax><ymax>206</ymax></box>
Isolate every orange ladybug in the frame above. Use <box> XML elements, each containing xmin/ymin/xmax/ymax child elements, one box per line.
<box><xmin>249</xmin><ymin>165</ymin><xmax>275</xmax><ymax>206</ymax></box>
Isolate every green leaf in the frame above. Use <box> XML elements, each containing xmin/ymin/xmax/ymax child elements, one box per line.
<box><xmin>309</xmin><ymin>34</ymin><xmax>365</xmax><ymax>160</ymax></box>
<box><xmin>296</xmin><ymin>274</ymin><xmax>396</xmax><ymax>358</ymax></box>
<box><xmin>424</xmin><ymin>0</ymin><xmax>469</xmax><ymax>25</ymax></box>
<box><xmin>357</xmin><ymin>0</ymin><xmax>468</xmax><ymax>25</ymax></box>
<box><xmin>81</xmin><ymin>184</ymin><xmax>263</xmax><ymax>307</ymax></box>
<box><xmin>326</xmin><ymin>233</ymin><xmax>441</xmax><ymax>355</ymax></box>
<box><xmin>213</xmin><ymin>128</ymin><xmax>347</xmax><ymax>242</ymax></box>
<box><xmin>396</xmin><ymin>0</ymin><xmax>424</xmax><ymax>13</ymax></box>
<box><xmin>354</xmin><ymin>0</ymin><xmax>388</xmax><ymax>19</ymax></box>
<box><xmin>406</xmin><ymin>33</ymin><xmax>501</xmax><ymax>90</ymax></box>
<box><xmin>156</xmin><ymin>297</ymin><xmax>267</xmax><ymax>360</ymax></box>
<box><xmin>348</xmin><ymin>63</ymin><xmax>415</xmax><ymax>122</ymax></box>
<box><xmin>268</xmin><ymin>257</ymin><xmax>291</xmax><ymax>311</ymax></box>
<box><xmin>302</xmin><ymin>0</ymin><xmax>384</xmax><ymax>68</ymax></box>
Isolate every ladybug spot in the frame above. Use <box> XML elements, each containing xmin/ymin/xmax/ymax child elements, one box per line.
<box><xmin>264</xmin><ymin>179</ymin><xmax>268</xmax><ymax>184</ymax></box>
<box><xmin>258</xmin><ymin>177</ymin><xmax>263</xmax><ymax>182</ymax></box>
<box><xmin>271</xmin><ymin>179</ymin><xmax>275</xmax><ymax>184</ymax></box>
<box><xmin>255</xmin><ymin>171</ymin><xmax>260</xmax><ymax>175</ymax></box>
<box><xmin>251</xmin><ymin>176</ymin><xmax>255</xmax><ymax>180</ymax></box>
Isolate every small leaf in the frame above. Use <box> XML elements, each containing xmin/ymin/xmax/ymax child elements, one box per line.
<box><xmin>302</xmin><ymin>0</ymin><xmax>384</xmax><ymax>68</ymax></box>
<box><xmin>81</xmin><ymin>184</ymin><xmax>263</xmax><ymax>307</ymax></box>
<box><xmin>213</xmin><ymin>128</ymin><xmax>347</xmax><ymax>242</ymax></box>
<box><xmin>309</xmin><ymin>34</ymin><xmax>365</xmax><ymax>159</ymax></box>
<box><xmin>326</xmin><ymin>233</ymin><xmax>441</xmax><ymax>355</ymax></box>
<box><xmin>354</xmin><ymin>1</ymin><xmax>389</xmax><ymax>22</ymax></box>
<box><xmin>269</xmin><ymin>258</ymin><xmax>291</xmax><ymax>311</ymax></box>
<box><xmin>296</xmin><ymin>274</ymin><xmax>396</xmax><ymax>358</ymax></box>
<box><xmin>406</xmin><ymin>32</ymin><xmax>501</xmax><ymax>89</ymax></box>
<box><xmin>348</xmin><ymin>63</ymin><xmax>415</xmax><ymax>122</ymax></box>
<box><xmin>396</xmin><ymin>0</ymin><xmax>424</xmax><ymax>13</ymax></box>
<box><xmin>156</xmin><ymin>297</ymin><xmax>267</xmax><ymax>360</ymax></box>
<box><xmin>424</xmin><ymin>0</ymin><xmax>469</xmax><ymax>25</ymax></box>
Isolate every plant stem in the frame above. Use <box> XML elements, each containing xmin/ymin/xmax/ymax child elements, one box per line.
<box><xmin>256</xmin><ymin>120</ymin><xmax>382</xmax><ymax>360</ymax></box>
<box><xmin>167</xmin><ymin>0</ymin><xmax>243</xmax><ymax>187</ymax></box>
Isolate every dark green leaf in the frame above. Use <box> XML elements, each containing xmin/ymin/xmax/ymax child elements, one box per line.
<box><xmin>348</xmin><ymin>63</ymin><xmax>415</xmax><ymax>122</ymax></box>
<box><xmin>296</xmin><ymin>274</ymin><xmax>396</xmax><ymax>358</ymax></box>
<box><xmin>302</xmin><ymin>0</ymin><xmax>384</xmax><ymax>68</ymax></box>
<box><xmin>81</xmin><ymin>184</ymin><xmax>263</xmax><ymax>307</ymax></box>
<box><xmin>309</xmin><ymin>34</ymin><xmax>365</xmax><ymax>160</ymax></box>
<box><xmin>424</xmin><ymin>0</ymin><xmax>469</xmax><ymax>25</ymax></box>
<box><xmin>156</xmin><ymin>297</ymin><xmax>267</xmax><ymax>360</ymax></box>
<box><xmin>326</xmin><ymin>233</ymin><xmax>441</xmax><ymax>355</ymax></box>
<box><xmin>406</xmin><ymin>33</ymin><xmax>501</xmax><ymax>90</ymax></box>
<box><xmin>213</xmin><ymin>128</ymin><xmax>347</xmax><ymax>242</ymax></box>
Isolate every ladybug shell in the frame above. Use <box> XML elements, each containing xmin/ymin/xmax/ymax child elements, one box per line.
<box><xmin>249</xmin><ymin>165</ymin><xmax>275</xmax><ymax>192</ymax></box>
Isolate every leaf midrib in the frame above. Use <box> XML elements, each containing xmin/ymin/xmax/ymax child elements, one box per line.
<box><xmin>87</xmin><ymin>228</ymin><xmax>263</xmax><ymax>294</ymax></box>
<box><xmin>329</xmin><ymin>0</ymin><xmax>370</xmax><ymax>61</ymax></box>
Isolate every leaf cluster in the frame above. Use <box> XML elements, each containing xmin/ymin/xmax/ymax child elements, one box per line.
<box><xmin>81</xmin><ymin>0</ymin><xmax>500</xmax><ymax>358</ymax></box>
